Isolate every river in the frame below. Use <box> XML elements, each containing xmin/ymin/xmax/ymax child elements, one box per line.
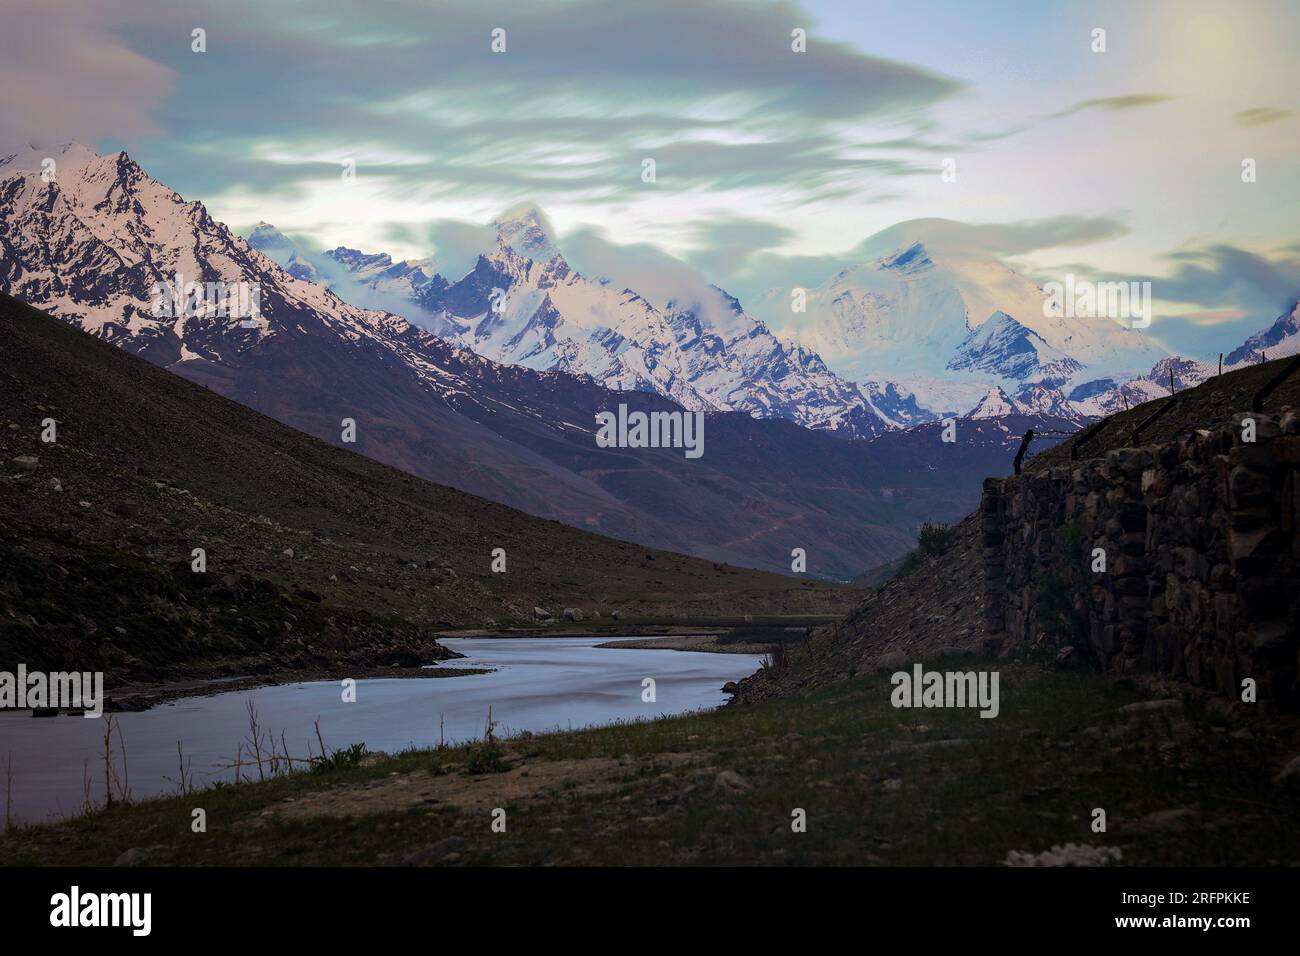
<box><xmin>0</xmin><ymin>637</ymin><xmax>763</xmax><ymax>823</ymax></box>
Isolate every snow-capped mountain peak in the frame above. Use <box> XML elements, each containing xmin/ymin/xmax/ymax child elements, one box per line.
<box><xmin>1226</xmin><ymin>299</ymin><xmax>1300</xmax><ymax>365</ymax></box>
<box><xmin>967</xmin><ymin>385</ymin><xmax>1020</xmax><ymax>419</ymax></box>
<box><xmin>247</xmin><ymin>222</ymin><xmax>323</xmax><ymax>282</ymax></box>
<box><xmin>761</xmin><ymin>219</ymin><xmax>1172</xmax><ymax>395</ymax></box>
<box><xmin>0</xmin><ymin>140</ymin><xmax>103</xmax><ymax>179</ymax></box>
<box><xmin>946</xmin><ymin>309</ymin><xmax>1082</xmax><ymax>385</ymax></box>
<box><xmin>492</xmin><ymin>203</ymin><xmax>562</xmax><ymax>264</ymax></box>
<box><xmin>880</xmin><ymin>241</ymin><xmax>936</xmax><ymax>275</ymax></box>
<box><xmin>0</xmin><ymin>145</ymin><xmax>429</xmax><ymax>365</ymax></box>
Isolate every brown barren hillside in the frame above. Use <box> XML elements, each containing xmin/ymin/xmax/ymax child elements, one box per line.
<box><xmin>740</xmin><ymin>355</ymin><xmax>1300</xmax><ymax>700</ymax></box>
<box><xmin>0</xmin><ymin>293</ymin><xmax>858</xmax><ymax>683</ymax></box>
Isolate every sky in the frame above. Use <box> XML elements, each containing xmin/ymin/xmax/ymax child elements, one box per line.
<box><xmin>2</xmin><ymin>0</ymin><xmax>1298</xmax><ymax>358</ymax></box>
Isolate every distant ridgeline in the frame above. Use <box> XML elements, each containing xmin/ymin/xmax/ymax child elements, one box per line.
<box><xmin>981</xmin><ymin>407</ymin><xmax>1299</xmax><ymax>710</ymax></box>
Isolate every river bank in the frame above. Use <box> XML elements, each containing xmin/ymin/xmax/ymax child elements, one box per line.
<box><xmin>433</xmin><ymin>614</ymin><xmax>835</xmax><ymax>639</ymax></box>
<box><xmin>595</xmin><ymin>635</ymin><xmax>775</xmax><ymax>654</ymax></box>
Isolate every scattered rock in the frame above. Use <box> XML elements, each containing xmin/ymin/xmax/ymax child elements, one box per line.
<box><xmin>10</xmin><ymin>456</ymin><xmax>38</xmax><ymax>472</ymax></box>
<box><xmin>563</xmin><ymin>607</ymin><xmax>583</xmax><ymax>622</ymax></box>
<box><xmin>1118</xmin><ymin>699</ymin><xmax>1182</xmax><ymax>715</ymax></box>
<box><xmin>1136</xmin><ymin>808</ymin><xmax>1199</xmax><ymax>832</ymax></box>
<box><xmin>1004</xmin><ymin>843</ymin><xmax>1122</xmax><ymax>867</ymax></box>
<box><xmin>721</xmin><ymin>681</ymin><xmax>738</xmax><ymax>694</ymax></box>
<box><xmin>113</xmin><ymin>846</ymin><xmax>167</xmax><ymax>867</ymax></box>
<box><xmin>403</xmin><ymin>837</ymin><xmax>470</xmax><ymax>868</ymax></box>
<box><xmin>715</xmin><ymin>770</ymin><xmax>752</xmax><ymax>794</ymax></box>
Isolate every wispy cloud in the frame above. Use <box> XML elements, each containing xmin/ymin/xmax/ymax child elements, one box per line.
<box><xmin>94</xmin><ymin>0</ymin><xmax>962</xmax><ymax>211</ymax></box>
<box><xmin>1234</xmin><ymin>106</ymin><xmax>1292</xmax><ymax>127</ymax></box>
<box><xmin>1062</xmin><ymin>243</ymin><xmax>1300</xmax><ymax>356</ymax></box>
<box><xmin>1048</xmin><ymin>94</ymin><xmax>1173</xmax><ymax>120</ymax></box>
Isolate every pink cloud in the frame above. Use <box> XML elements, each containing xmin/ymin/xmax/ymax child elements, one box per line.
<box><xmin>0</xmin><ymin>0</ymin><xmax>173</xmax><ymax>146</ymax></box>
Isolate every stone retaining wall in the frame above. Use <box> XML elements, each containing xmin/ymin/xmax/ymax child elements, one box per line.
<box><xmin>981</xmin><ymin>407</ymin><xmax>1299</xmax><ymax>709</ymax></box>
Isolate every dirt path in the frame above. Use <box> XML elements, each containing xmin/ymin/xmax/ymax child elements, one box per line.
<box><xmin>259</xmin><ymin>750</ymin><xmax>708</xmax><ymax>821</ymax></box>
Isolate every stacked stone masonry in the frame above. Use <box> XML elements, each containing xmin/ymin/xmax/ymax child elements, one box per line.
<box><xmin>981</xmin><ymin>407</ymin><xmax>1300</xmax><ymax>710</ymax></box>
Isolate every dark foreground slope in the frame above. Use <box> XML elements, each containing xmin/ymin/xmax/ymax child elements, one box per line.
<box><xmin>740</xmin><ymin>356</ymin><xmax>1300</xmax><ymax>701</ymax></box>
<box><xmin>0</xmin><ymin>294</ymin><xmax>855</xmax><ymax>682</ymax></box>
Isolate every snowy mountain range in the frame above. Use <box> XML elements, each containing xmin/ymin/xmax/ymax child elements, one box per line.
<box><xmin>0</xmin><ymin>142</ymin><xmax>1042</xmax><ymax>578</ymax></box>
<box><xmin>1069</xmin><ymin>303</ymin><xmax>1300</xmax><ymax>417</ymax></box>
<box><xmin>249</xmin><ymin>212</ymin><xmax>918</xmax><ymax>437</ymax></box>
<box><xmin>249</xmin><ymin>204</ymin><xmax>1288</xmax><ymax>433</ymax></box>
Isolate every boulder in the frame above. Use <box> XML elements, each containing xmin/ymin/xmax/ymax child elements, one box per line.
<box><xmin>1228</xmin><ymin>466</ymin><xmax>1273</xmax><ymax>510</ymax></box>
<box><xmin>874</xmin><ymin>650</ymin><xmax>908</xmax><ymax>673</ymax></box>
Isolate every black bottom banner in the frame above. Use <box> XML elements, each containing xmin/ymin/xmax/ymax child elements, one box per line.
<box><xmin>0</xmin><ymin>866</ymin><xmax>1283</xmax><ymax>941</ymax></box>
